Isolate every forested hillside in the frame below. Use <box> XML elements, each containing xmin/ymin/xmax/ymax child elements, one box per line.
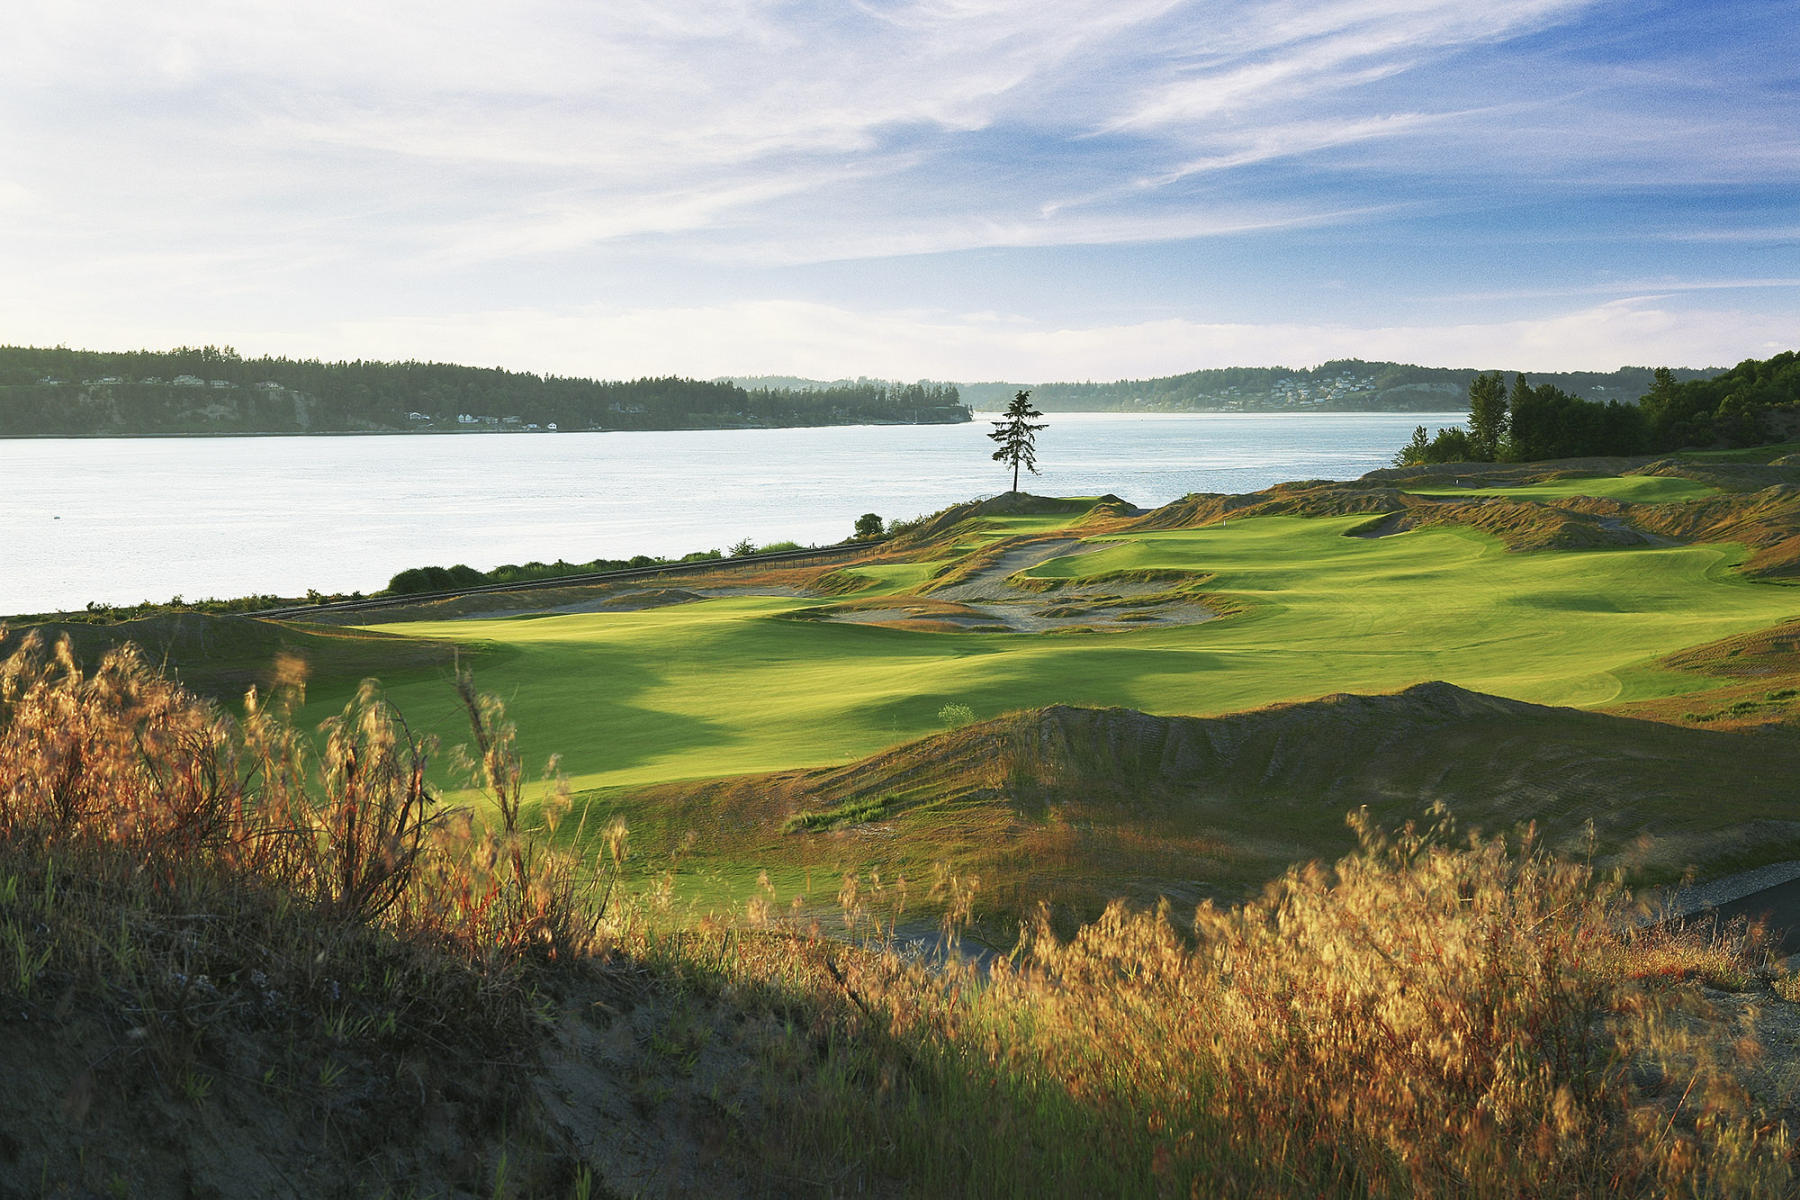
<box><xmin>1398</xmin><ymin>351</ymin><xmax>1800</xmax><ymax>463</ymax></box>
<box><xmin>959</xmin><ymin>360</ymin><xmax>1716</xmax><ymax>413</ymax></box>
<box><xmin>0</xmin><ymin>346</ymin><xmax>969</xmax><ymax>436</ymax></box>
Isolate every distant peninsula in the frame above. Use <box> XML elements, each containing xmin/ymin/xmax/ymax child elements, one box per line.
<box><xmin>0</xmin><ymin>346</ymin><xmax>970</xmax><ymax>437</ymax></box>
<box><xmin>954</xmin><ymin>359</ymin><xmax>1720</xmax><ymax>413</ymax></box>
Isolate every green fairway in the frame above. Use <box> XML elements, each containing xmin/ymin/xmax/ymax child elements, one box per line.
<box><xmin>1681</xmin><ymin>441</ymin><xmax>1800</xmax><ymax>463</ymax></box>
<box><xmin>822</xmin><ymin>561</ymin><xmax>943</xmax><ymax>595</ymax></box>
<box><xmin>1403</xmin><ymin>475</ymin><xmax>1718</xmax><ymax>503</ymax></box>
<box><xmin>331</xmin><ymin>512</ymin><xmax>1800</xmax><ymax>795</ymax></box>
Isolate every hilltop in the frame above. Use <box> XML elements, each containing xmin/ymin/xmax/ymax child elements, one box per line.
<box><xmin>957</xmin><ymin>358</ymin><xmax>1720</xmax><ymax>413</ymax></box>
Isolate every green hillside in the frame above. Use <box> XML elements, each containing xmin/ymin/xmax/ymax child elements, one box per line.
<box><xmin>0</xmin><ymin>344</ymin><xmax>969</xmax><ymax>435</ymax></box>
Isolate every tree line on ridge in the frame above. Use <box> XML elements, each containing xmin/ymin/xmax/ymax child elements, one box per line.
<box><xmin>0</xmin><ymin>345</ymin><xmax>969</xmax><ymax>436</ymax></box>
<box><xmin>1396</xmin><ymin>351</ymin><xmax>1800</xmax><ymax>465</ymax></box>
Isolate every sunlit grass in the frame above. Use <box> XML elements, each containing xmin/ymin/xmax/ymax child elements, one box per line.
<box><xmin>820</xmin><ymin>560</ymin><xmax>943</xmax><ymax>595</ymax></box>
<box><xmin>328</xmin><ymin>515</ymin><xmax>1800</xmax><ymax>795</ymax></box>
<box><xmin>640</xmin><ymin>812</ymin><xmax>1796</xmax><ymax>1197</ymax></box>
<box><xmin>1404</xmin><ymin>475</ymin><xmax>1719</xmax><ymax>503</ymax></box>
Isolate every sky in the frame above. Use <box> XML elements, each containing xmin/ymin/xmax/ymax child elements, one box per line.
<box><xmin>2</xmin><ymin>0</ymin><xmax>1796</xmax><ymax>383</ymax></box>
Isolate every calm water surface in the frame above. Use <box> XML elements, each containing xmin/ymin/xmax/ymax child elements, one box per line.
<box><xmin>2</xmin><ymin>412</ymin><xmax>1461</xmax><ymax>615</ymax></box>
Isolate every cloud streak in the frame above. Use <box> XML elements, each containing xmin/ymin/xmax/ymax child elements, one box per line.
<box><xmin>0</xmin><ymin>0</ymin><xmax>1794</xmax><ymax>375</ymax></box>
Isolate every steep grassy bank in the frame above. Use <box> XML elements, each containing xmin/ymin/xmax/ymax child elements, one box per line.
<box><xmin>583</xmin><ymin>682</ymin><xmax>1800</xmax><ymax>932</ymax></box>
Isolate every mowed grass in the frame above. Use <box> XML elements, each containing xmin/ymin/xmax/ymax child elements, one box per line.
<box><xmin>821</xmin><ymin>561</ymin><xmax>943</xmax><ymax>595</ymax></box>
<box><xmin>326</xmin><ymin>512</ymin><xmax>1800</xmax><ymax>795</ymax></box>
<box><xmin>1403</xmin><ymin>475</ymin><xmax>1719</xmax><ymax>503</ymax></box>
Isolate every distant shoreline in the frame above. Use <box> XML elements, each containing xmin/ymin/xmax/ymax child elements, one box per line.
<box><xmin>0</xmin><ymin>418</ymin><xmax>977</xmax><ymax>441</ymax></box>
<box><xmin>0</xmin><ymin>409</ymin><xmax>1469</xmax><ymax>440</ymax></box>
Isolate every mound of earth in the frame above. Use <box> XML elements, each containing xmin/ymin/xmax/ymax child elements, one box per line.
<box><xmin>811</xmin><ymin>535</ymin><xmax>1215</xmax><ymax>633</ymax></box>
<box><xmin>1123</xmin><ymin>479</ymin><xmax>1652</xmax><ymax>552</ymax></box>
<box><xmin>1122</xmin><ymin>481</ymin><xmax>1401</xmax><ymax>532</ymax></box>
<box><xmin>1361</xmin><ymin>457</ymin><xmax>1663</xmax><ymax>488</ymax></box>
<box><xmin>628</xmin><ymin>682</ymin><xmax>1800</xmax><ymax>920</ymax></box>
<box><xmin>889</xmin><ymin>492</ymin><xmax>1130</xmax><ymax>548</ymax></box>
<box><xmin>1630</xmin><ymin>483</ymin><xmax>1800</xmax><ymax>577</ymax></box>
<box><xmin>468</xmin><ymin>586</ymin><xmax>721</xmax><ymax>616</ymax></box>
<box><xmin>587</xmin><ymin>587</ymin><xmax>704</xmax><ymax>610</ymax></box>
<box><xmin>1117</xmin><ymin>459</ymin><xmax>1800</xmax><ymax>561</ymax></box>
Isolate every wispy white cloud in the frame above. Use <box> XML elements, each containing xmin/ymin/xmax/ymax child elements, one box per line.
<box><xmin>0</xmin><ymin>0</ymin><xmax>1633</xmax><ymax>270</ymax></box>
<box><xmin>1104</xmin><ymin>0</ymin><xmax>1597</xmax><ymax>131</ymax></box>
<box><xmin>1658</xmin><ymin>227</ymin><xmax>1800</xmax><ymax>245</ymax></box>
<box><xmin>0</xmin><ymin>0</ymin><xmax>1793</xmax><ymax>376</ymax></box>
<box><xmin>698</xmin><ymin>199</ymin><xmax>1417</xmax><ymax>266</ymax></box>
<box><xmin>1439</xmin><ymin>278</ymin><xmax>1800</xmax><ymax>303</ymax></box>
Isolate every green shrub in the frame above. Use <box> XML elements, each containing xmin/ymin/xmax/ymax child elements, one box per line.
<box><xmin>937</xmin><ymin>702</ymin><xmax>975</xmax><ymax>728</ymax></box>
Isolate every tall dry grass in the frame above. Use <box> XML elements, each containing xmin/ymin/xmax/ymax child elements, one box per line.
<box><xmin>0</xmin><ymin>630</ymin><xmax>603</xmax><ymax>960</ymax></box>
<box><xmin>0</xmin><ymin>627</ymin><xmax>612</xmax><ymax>1177</ymax></box>
<box><xmin>666</xmin><ymin>811</ymin><xmax>1794</xmax><ymax>1197</ymax></box>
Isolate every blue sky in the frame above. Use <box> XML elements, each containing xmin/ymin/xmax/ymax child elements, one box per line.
<box><xmin>2</xmin><ymin>0</ymin><xmax>1795</xmax><ymax>381</ymax></box>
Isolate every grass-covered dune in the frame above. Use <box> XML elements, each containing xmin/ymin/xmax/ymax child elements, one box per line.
<box><xmin>595</xmin><ymin>679</ymin><xmax>1800</xmax><ymax>931</ymax></box>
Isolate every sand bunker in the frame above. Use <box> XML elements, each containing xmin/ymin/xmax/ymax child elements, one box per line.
<box><xmin>818</xmin><ymin>537</ymin><xmax>1215</xmax><ymax>633</ymax></box>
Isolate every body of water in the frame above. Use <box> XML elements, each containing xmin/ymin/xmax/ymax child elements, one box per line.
<box><xmin>2</xmin><ymin>412</ymin><xmax>1462</xmax><ymax>615</ymax></box>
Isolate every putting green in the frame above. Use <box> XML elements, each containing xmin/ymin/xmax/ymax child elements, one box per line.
<box><xmin>330</xmin><ymin>512</ymin><xmax>1800</xmax><ymax>795</ymax></box>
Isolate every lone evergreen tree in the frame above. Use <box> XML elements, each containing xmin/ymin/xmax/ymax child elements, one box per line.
<box><xmin>989</xmin><ymin>390</ymin><xmax>1046</xmax><ymax>493</ymax></box>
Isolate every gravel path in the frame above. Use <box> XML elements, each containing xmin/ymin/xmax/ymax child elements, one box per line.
<box><xmin>1648</xmin><ymin>860</ymin><xmax>1800</xmax><ymax>922</ymax></box>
